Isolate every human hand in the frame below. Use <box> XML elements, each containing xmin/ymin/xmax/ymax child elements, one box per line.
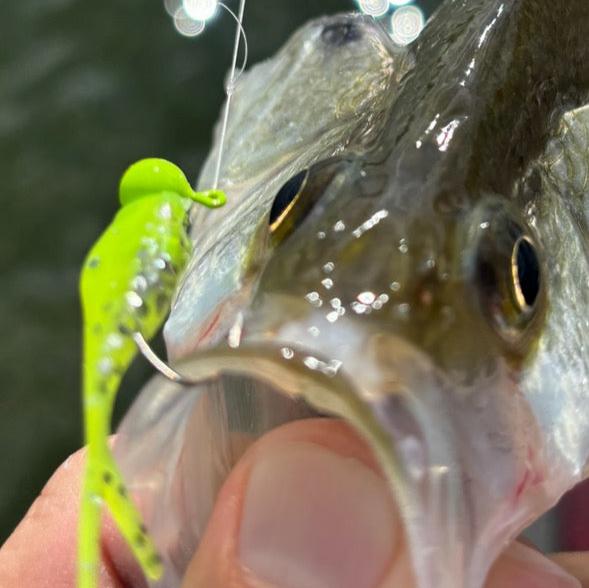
<box><xmin>0</xmin><ymin>419</ymin><xmax>585</xmax><ymax>588</ymax></box>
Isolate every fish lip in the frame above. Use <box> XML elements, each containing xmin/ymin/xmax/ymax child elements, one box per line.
<box><xmin>169</xmin><ymin>337</ymin><xmax>431</xmax><ymax>483</ymax></box>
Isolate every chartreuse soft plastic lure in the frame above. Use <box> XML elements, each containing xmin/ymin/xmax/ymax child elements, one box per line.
<box><xmin>79</xmin><ymin>158</ymin><xmax>226</xmax><ymax>588</ymax></box>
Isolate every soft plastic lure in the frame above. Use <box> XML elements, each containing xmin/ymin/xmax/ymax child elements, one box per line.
<box><xmin>78</xmin><ymin>158</ymin><xmax>226</xmax><ymax>588</ymax></box>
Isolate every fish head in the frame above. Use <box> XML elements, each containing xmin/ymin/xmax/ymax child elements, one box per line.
<box><xmin>116</xmin><ymin>4</ymin><xmax>589</xmax><ymax>588</ymax></box>
<box><xmin>165</xmin><ymin>13</ymin><xmax>412</xmax><ymax>356</ymax></box>
<box><xmin>203</xmin><ymin>147</ymin><xmax>551</xmax><ymax>588</ymax></box>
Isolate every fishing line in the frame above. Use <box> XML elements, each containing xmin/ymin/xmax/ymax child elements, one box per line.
<box><xmin>219</xmin><ymin>1</ymin><xmax>249</xmax><ymax>82</ymax></box>
<box><xmin>213</xmin><ymin>0</ymin><xmax>248</xmax><ymax>190</ymax></box>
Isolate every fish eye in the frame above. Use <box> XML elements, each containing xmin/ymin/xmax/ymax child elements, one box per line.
<box><xmin>511</xmin><ymin>236</ymin><xmax>540</xmax><ymax>312</ymax></box>
<box><xmin>472</xmin><ymin>211</ymin><xmax>545</xmax><ymax>347</ymax></box>
<box><xmin>268</xmin><ymin>159</ymin><xmax>345</xmax><ymax>244</ymax></box>
<box><xmin>269</xmin><ymin>169</ymin><xmax>309</xmax><ymax>232</ymax></box>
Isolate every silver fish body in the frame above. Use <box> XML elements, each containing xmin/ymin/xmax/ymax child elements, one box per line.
<box><xmin>115</xmin><ymin>4</ymin><xmax>589</xmax><ymax>588</ymax></box>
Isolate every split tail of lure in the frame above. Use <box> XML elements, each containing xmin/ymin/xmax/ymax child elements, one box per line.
<box><xmin>78</xmin><ymin>344</ymin><xmax>163</xmax><ymax>588</ymax></box>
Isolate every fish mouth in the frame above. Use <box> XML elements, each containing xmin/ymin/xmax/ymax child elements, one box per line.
<box><xmin>115</xmin><ymin>335</ymin><xmax>542</xmax><ymax>588</ymax></box>
<box><xmin>178</xmin><ymin>339</ymin><xmax>465</xmax><ymax>582</ymax></box>
<box><xmin>115</xmin><ymin>335</ymin><xmax>475</xmax><ymax>588</ymax></box>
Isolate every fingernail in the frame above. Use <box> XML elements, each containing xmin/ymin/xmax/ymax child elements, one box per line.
<box><xmin>499</xmin><ymin>542</ymin><xmax>580</xmax><ymax>588</ymax></box>
<box><xmin>238</xmin><ymin>441</ymin><xmax>398</xmax><ymax>588</ymax></box>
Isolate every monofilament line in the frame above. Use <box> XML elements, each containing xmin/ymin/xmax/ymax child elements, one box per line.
<box><xmin>212</xmin><ymin>0</ymin><xmax>247</xmax><ymax>190</ymax></box>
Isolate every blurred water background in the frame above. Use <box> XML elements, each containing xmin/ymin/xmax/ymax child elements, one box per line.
<box><xmin>5</xmin><ymin>0</ymin><xmax>556</xmax><ymax>551</ymax></box>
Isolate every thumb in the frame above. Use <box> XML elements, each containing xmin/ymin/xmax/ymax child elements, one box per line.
<box><xmin>182</xmin><ymin>418</ymin><xmax>581</xmax><ymax>588</ymax></box>
<box><xmin>183</xmin><ymin>418</ymin><xmax>416</xmax><ymax>587</ymax></box>
<box><xmin>182</xmin><ymin>419</ymin><xmax>403</xmax><ymax>588</ymax></box>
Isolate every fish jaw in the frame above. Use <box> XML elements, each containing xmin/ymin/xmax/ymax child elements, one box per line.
<box><xmin>115</xmin><ymin>314</ymin><xmax>553</xmax><ymax>588</ymax></box>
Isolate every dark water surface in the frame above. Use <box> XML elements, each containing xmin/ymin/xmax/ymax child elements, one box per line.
<box><xmin>0</xmin><ymin>0</ymin><xmax>440</xmax><ymax>541</ymax></box>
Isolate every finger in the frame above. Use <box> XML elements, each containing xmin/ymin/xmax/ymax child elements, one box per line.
<box><xmin>486</xmin><ymin>543</ymin><xmax>581</xmax><ymax>588</ymax></box>
<box><xmin>551</xmin><ymin>553</ymin><xmax>589</xmax><ymax>587</ymax></box>
<box><xmin>0</xmin><ymin>446</ymin><xmax>144</xmax><ymax>588</ymax></box>
<box><xmin>183</xmin><ymin>418</ymin><xmax>403</xmax><ymax>588</ymax></box>
<box><xmin>182</xmin><ymin>418</ymin><xmax>581</xmax><ymax>588</ymax></box>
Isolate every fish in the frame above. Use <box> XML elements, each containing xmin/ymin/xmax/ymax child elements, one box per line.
<box><xmin>113</xmin><ymin>3</ymin><xmax>589</xmax><ymax>588</ymax></box>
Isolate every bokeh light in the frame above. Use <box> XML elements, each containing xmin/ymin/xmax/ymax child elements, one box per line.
<box><xmin>174</xmin><ymin>6</ymin><xmax>206</xmax><ymax>37</ymax></box>
<box><xmin>183</xmin><ymin>0</ymin><xmax>219</xmax><ymax>21</ymax></box>
<box><xmin>358</xmin><ymin>0</ymin><xmax>390</xmax><ymax>17</ymax></box>
<box><xmin>389</xmin><ymin>0</ymin><xmax>413</xmax><ymax>5</ymax></box>
<box><xmin>390</xmin><ymin>5</ymin><xmax>425</xmax><ymax>45</ymax></box>
<box><xmin>164</xmin><ymin>0</ymin><xmax>181</xmax><ymax>16</ymax></box>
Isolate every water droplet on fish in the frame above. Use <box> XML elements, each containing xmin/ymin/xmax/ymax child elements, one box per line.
<box><xmin>326</xmin><ymin>311</ymin><xmax>339</xmax><ymax>323</ymax></box>
<box><xmin>480</xmin><ymin>221</ymin><xmax>490</xmax><ymax>230</ymax></box>
<box><xmin>308</xmin><ymin>326</ymin><xmax>320</xmax><ymax>337</ymax></box>
<box><xmin>304</xmin><ymin>356</ymin><xmax>320</xmax><ymax>370</ymax></box>
<box><xmin>305</xmin><ymin>291</ymin><xmax>323</xmax><ymax>307</ymax></box>
<box><xmin>321</xmin><ymin>278</ymin><xmax>334</xmax><ymax>290</ymax></box>
<box><xmin>322</xmin><ymin>359</ymin><xmax>343</xmax><ymax>377</ymax></box>
<box><xmin>390</xmin><ymin>281</ymin><xmax>401</xmax><ymax>292</ymax></box>
<box><xmin>333</xmin><ymin>220</ymin><xmax>346</xmax><ymax>232</ymax></box>
<box><xmin>153</xmin><ymin>258</ymin><xmax>166</xmax><ymax>271</ymax></box>
<box><xmin>281</xmin><ymin>347</ymin><xmax>295</xmax><ymax>360</ymax></box>
<box><xmin>357</xmin><ymin>291</ymin><xmax>376</xmax><ymax>305</ymax></box>
<box><xmin>323</xmin><ymin>262</ymin><xmax>335</xmax><ymax>274</ymax></box>
<box><xmin>398</xmin><ymin>239</ymin><xmax>409</xmax><ymax>254</ymax></box>
<box><xmin>330</xmin><ymin>298</ymin><xmax>342</xmax><ymax>309</ymax></box>
<box><xmin>303</xmin><ymin>356</ymin><xmax>342</xmax><ymax>377</ymax></box>
<box><xmin>317</xmin><ymin>231</ymin><xmax>326</xmax><ymax>240</ymax></box>
<box><xmin>351</xmin><ymin>301</ymin><xmax>370</xmax><ymax>314</ymax></box>
<box><xmin>372</xmin><ymin>294</ymin><xmax>389</xmax><ymax>310</ymax></box>
<box><xmin>228</xmin><ymin>313</ymin><xmax>244</xmax><ymax>348</ymax></box>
